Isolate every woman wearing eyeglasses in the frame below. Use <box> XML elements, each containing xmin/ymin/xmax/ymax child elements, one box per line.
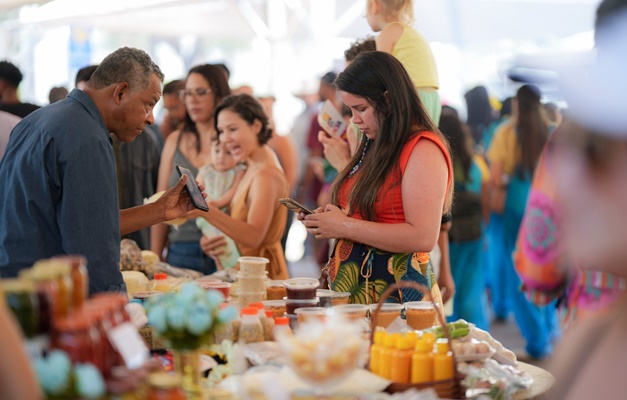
<box><xmin>151</xmin><ymin>64</ymin><xmax>231</xmax><ymax>274</ymax></box>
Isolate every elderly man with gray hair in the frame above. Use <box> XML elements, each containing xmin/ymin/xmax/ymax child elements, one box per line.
<box><xmin>0</xmin><ymin>47</ymin><xmax>197</xmax><ymax>294</ymax></box>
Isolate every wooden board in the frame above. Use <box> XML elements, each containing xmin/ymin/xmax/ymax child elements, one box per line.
<box><xmin>514</xmin><ymin>362</ymin><xmax>555</xmax><ymax>400</ymax></box>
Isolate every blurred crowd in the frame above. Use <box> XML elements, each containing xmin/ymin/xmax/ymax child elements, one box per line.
<box><xmin>2</xmin><ymin>0</ymin><xmax>627</xmax><ymax>398</ymax></box>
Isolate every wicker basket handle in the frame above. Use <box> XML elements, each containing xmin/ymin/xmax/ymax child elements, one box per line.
<box><xmin>369</xmin><ymin>281</ymin><xmax>458</xmax><ymax>363</ymax></box>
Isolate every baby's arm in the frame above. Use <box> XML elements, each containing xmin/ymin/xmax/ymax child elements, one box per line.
<box><xmin>376</xmin><ymin>22</ymin><xmax>404</xmax><ymax>53</ymax></box>
<box><xmin>213</xmin><ymin>168</ymin><xmax>246</xmax><ymax>209</ymax></box>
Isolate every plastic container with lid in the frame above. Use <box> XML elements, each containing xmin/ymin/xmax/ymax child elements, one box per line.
<box><xmin>237</xmin><ymin>256</ymin><xmax>269</xmax><ymax>276</ymax></box>
<box><xmin>273</xmin><ymin>316</ymin><xmax>292</xmax><ymax>338</ymax></box>
<box><xmin>197</xmin><ymin>281</ymin><xmax>231</xmax><ymax>299</ymax></box>
<box><xmin>283</xmin><ymin>278</ymin><xmax>319</xmax><ymax>299</ymax></box>
<box><xmin>1</xmin><ymin>278</ymin><xmax>39</xmax><ymax>338</ymax></box>
<box><xmin>411</xmin><ymin>338</ymin><xmax>434</xmax><ymax>384</ymax></box>
<box><xmin>147</xmin><ymin>372</ymin><xmax>186</xmax><ymax>400</ymax></box>
<box><xmin>316</xmin><ymin>289</ymin><xmax>334</xmax><ymax>307</ymax></box>
<box><xmin>262</xmin><ymin>300</ymin><xmax>286</xmax><ymax>318</ymax></box>
<box><xmin>331</xmin><ymin>291</ymin><xmax>351</xmax><ymax>306</ymax></box>
<box><xmin>369</xmin><ymin>303</ymin><xmax>404</xmax><ymax>328</ymax></box>
<box><xmin>333</xmin><ymin>304</ymin><xmax>368</xmax><ymax>322</ymax></box>
<box><xmin>404</xmin><ymin>301</ymin><xmax>436</xmax><ymax>331</ymax></box>
<box><xmin>238</xmin><ymin>291</ymin><xmax>265</xmax><ymax>308</ymax></box>
<box><xmin>249</xmin><ymin>303</ymin><xmax>273</xmax><ymax>341</ymax></box>
<box><xmin>237</xmin><ymin>273</ymin><xmax>266</xmax><ymax>293</ymax></box>
<box><xmin>390</xmin><ymin>336</ymin><xmax>414</xmax><ymax>383</ymax></box>
<box><xmin>294</xmin><ymin>307</ymin><xmax>327</xmax><ymax>325</ymax></box>
<box><xmin>265</xmin><ymin>280</ymin><xmax>287</xmax><ymax>301</ymax></box>
<box><xmin>283</xmin><ymin>297</ymin><xmax>320</xmax><ymax>315</ymax></box>
<box><xmin>433</xmin><ymin>338</ymin><xmax>454</xmax><ymax>381</ymax></box>
<box><xmin>263</xmin><ymin>311</ymin><xmax>275</xmax><ymax>341</ymax></box>
<box><xmin>152</xmin><ymin>273</ymin><xmax>170</xmax><ymax>292</ymax></box>
<box><xmin>238</xmin><ymin>307</ymin><xmax>264</xmax><ymax>344</ymax></box>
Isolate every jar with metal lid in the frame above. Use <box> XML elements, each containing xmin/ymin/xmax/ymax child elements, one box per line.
<box><xmin>82</xmin><ymin>303</ymin><xmax>115</xmax><ymax>376</ymax></box>
<box><xmin>147</xmin><ymin>372</ymin><xmax>186</xmax><ymax>400</ymax></box>
<box><xmin>1</xmin><ymin>278</ymin><xmax>39</xmax><ymax>338</ymax></box>
<box><xmin>51</xmin><ymin>255</ymin><xmax>88</xmax><ymax>309</ymax></box>
<box><xmin>53</xmin><ymin>314</ymin><xmax>95</xmax><ymax>365</ymax></box>
<box><xmin>33</xmin><ymin>260</ymin><xmax>74</xmax><ymax>317</ymax></box>
<box><xmin>92</xmin><ymin>293</ymin><xmax>131</xmax><ymax>323</ymax></box>
<box><xmin>22</xmin><ymin>267</ymin><xmax>59</xmax><ymax>334</ymax></box>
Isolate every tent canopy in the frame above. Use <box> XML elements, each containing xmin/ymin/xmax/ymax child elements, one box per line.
<box><xmin>3</xmin><ymin>0</ymin><xmax>601</xmax><ymax>48</ymax></box>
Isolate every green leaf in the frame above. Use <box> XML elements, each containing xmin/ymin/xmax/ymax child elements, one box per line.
<box><xmin>390</xmin><ymin>253</ymin><xmax>409</xmax><ymax>283</ymax></box>
<box><xmin>333</xmin><ymin>261</ymin><xmax>361</xmax><ymax>296</ymax></box>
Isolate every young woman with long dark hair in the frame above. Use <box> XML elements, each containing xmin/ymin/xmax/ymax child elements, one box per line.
<box><xmin>487</xmin><ymin>84</ymin><xmax>556</xmax><ymax>359</ymax></box>
<box><xmin>439</xmin><ymin>109</ymin><xmax>490</xmax><ymax>330</ymax></box>
<box><xmin>301</xmin><ymin>51</ymin><xmax>453</xmax><ymax>304</ymax></box>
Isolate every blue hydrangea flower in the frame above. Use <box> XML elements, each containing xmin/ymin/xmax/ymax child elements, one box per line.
<box><xmin>74</xmin><ymin>363</ymin><xmax>105</xmax><ymax>398</ymax></box>
<box><xmin>178</xmin><ymin>282</ymin><xmax>204</xmax><ymax>303</ymax></box>
<box><xmin>148</xmin><ymin>304</ymin><xmax>167</xmax><ymax>333</ymax></box>
<box><xmin>33</xmin><ymin>351</ymin><xmax>71</xmax><ymax>395</ymax></box>
<box><xmin>167</xmin><ymin>306</ymin><xmax>186</xmax><ymax>330</ymax></box>
<box><xmin>205</xmin><ymin>290</ymin><xmax>225</xmax><ymax>308</ymax></box>
<box><xmin>187</xmin><ymin>307</ymin><xmax>213</xmax><ymax>336</ymax></box>
<box><xmin>217</xmin><ymin>306</ymin><xmax>238</xmax><ymax>324</ymax></box>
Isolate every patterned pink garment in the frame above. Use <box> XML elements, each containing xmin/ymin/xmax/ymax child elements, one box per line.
<box><xmin>514</xmin><ymin>127</ymin><xmax>626</xmax><ymax>329</ymax></box>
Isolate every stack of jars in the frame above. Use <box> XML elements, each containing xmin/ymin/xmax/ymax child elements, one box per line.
<box><xmin>283</xmin><ymin>278</ymin><xmax>320</xmax><ymax>328</ymax></box>
<box><xmin>236</xmin><ymin>257</ymin><xmax>268</xmax><ymax>307</ymax></box>
<box><xmin>51</xmin><ymin>293</ymin><xmax>131</xmax><ymax>377</ymax></box>
<box><xmin>1</xmin><ymin>256</ymin><xmax>134</xmax><ymax>379</ymax></box>
<box><xmin>2</xmin><ymin>256</ymin><xmax>88</xmax><ymax>346</ymax></box>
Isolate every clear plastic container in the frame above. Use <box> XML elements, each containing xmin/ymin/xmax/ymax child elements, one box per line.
<box><xmin>238</xmin><ymin>257</ymin><xmax>269</xmax><ymax>276</ymax></box>
<box><xmin>273</xmin><ymin>316</ymin><xmax>292</xmax><ymax>338</ymax></box>
<box><xmin>368</xmin><ymin>303</ymin><xmax>403</xmax><ymax>328</ymax></box>
<box><xmin>237</xmin><ymin>273</ymin><xmax>266</xmax><ymax>293</ymax></box>
<box><xmin>152</xmin><ymin>273</ymin><xmax>170</xmax><ymax>292</ymax></box>
<box><xmin>295</xmin><ymin>307</ymin><xmax>328</xmax><ymax>325</ymax></box>
<box><xmin>404</xmin><ymin>301</ymin><xmax>436</xmax><ymax>330</ymax></box>
<box><xmin>331</xmin><ymin>291</ymin><xmax>351</xmax><ymax>305</ymax></box>
<box><xmin>266</xmin><ymin>280</ymin><xmax>287</xmax><ymax>300</ymax></box>
<box><xmin>263</xmin><ymin>311</ymin><xmax>275</xmax><ymax>341</ymax></box>
<box><xmin>334</xmin><ymin>304</ymin><xmax>368</xmax><ymax>322</ymax></box>
<box><xmin>238</xmin><ymin>307</ymin><xmax>264</xmax><ymax>344</ymax></box>
<box><xmin>284</xmin><ymin>297</ymin><xmax>320</xmax><ymax>314</ymax></box>
<box><xmin>262</xmin><ymin>300</ymin><xmax>286</xmax><ymax>318</ymax></box>
<box><xmin>284</xmin><ymin>278</ymin><xmax>319</xmax><ymax>299</ymax></box>
<box><xmin>316</xmin><ymin>289</ymin><xmax>334</xmax><ymax>307</ymax></box>
<box><xmin>238</xmin><ymin>291</ymin><xmax>266</xmax><ymax>308</ymax></box>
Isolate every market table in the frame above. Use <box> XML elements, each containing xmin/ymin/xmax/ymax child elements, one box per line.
<box><xmin>514</xmin><ymin>362</ymin><xmax>555</xmax><ymax>400</ymax></box>
<box><xmin>201</xmin><ymin>361</ymin><xmax>555</xmax><ymax>400</ymax></box>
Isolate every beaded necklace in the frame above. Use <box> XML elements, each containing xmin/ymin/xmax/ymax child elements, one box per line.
<box><xmin>348</xmin><ymin>138</ymin><xmax>371</xmax><ymax>178</ymax></box>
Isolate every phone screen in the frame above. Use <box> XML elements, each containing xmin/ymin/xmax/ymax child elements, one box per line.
<box><xmin>278</xmin><ymin>198</ymin><xmax>314</xmax><ymax>215</ymax></box>
<box><xmin>176</xmin><ymin>165</ymin><xmax>209</xmax><ymax>212</ymax></box>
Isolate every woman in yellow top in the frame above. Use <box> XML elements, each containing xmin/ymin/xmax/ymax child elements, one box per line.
<box><xmin>195</xmin><ymin>94</ymin><xmax>290</xmax><ymax>280</ymax></box>
<box><xmin>366</xmin><ymin>0</ymin><xmax>455</xmax><ymax>305</ymax></box>
<box><xmin>365</xmin><ymin>0</ymin><xmax>440</xmax><ymax>123</ymax></box>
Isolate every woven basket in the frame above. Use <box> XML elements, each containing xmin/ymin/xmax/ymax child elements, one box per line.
<box><xmin>369</xmin><ymin>281</ymin><xmax>465</xmax><ymax>399</ymax></box>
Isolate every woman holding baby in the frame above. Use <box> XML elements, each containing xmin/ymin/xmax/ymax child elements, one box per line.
<box><xmin>195</xmin><ymin>94</ymin><xmax>290</xmax><ymax>280</ymax></box>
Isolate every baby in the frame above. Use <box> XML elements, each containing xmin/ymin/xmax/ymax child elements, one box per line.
<box><xmin>196</xmin><ymin>138</ymin><xmax>245</xmax><ymax>268</ymax></box>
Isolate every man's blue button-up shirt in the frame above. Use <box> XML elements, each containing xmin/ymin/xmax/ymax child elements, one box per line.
<box><xmin>0</xmin><ymin>89</ymin><xmax>124</xmax><ymax>294</ymax></box>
